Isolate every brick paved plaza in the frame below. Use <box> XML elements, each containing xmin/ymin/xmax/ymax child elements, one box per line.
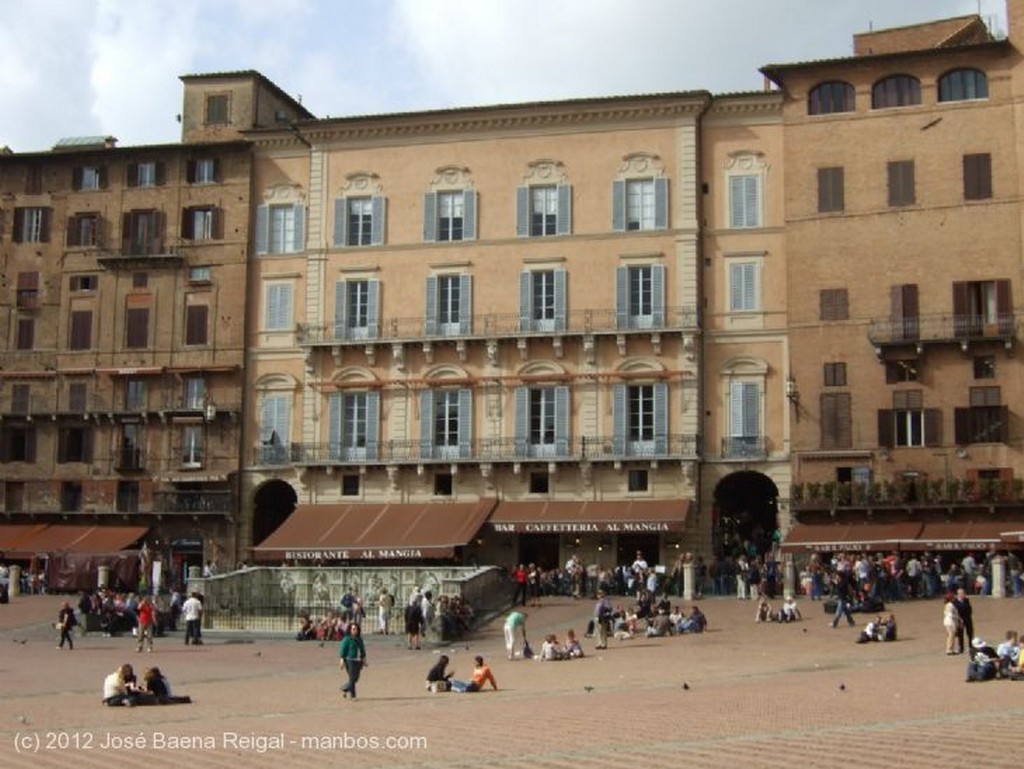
<box><xmin>1</xmin><ymin>592</ymin><xmax>1022</xmax><ymax>769</ymax></box>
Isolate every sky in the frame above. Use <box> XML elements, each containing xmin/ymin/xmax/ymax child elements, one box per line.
<box><xmin>0</xmin><ymin>0</ymin><xmax>1009</xmax><ymax>152</ymax></box>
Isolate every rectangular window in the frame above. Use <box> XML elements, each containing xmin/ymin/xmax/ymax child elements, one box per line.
<box><xmin>184</xmin><ymin>378</ymin><xmax>206</xmax><ymax>409</ymax></box>
<box><xmin>125</xmin><ymin>379</ymin><xmax>146</xmax><ymax>411</ymax></box>
<box><xmin>268</xmin><ymin>205</ymin><xmax>297</xmax><ymax>253</ymax></box>
<box><xmin>528</xmin><ymin>472</ymin><xmax>549</xmax><ymax>494</ymax></box>
<box><xmin>434</xmin><ymin>472</ymin><xmax>453</xmax><ymax>496</ymax></box>
<box><xmin>11</xmin><ymin>384</ymin><xmax>30</xmax><ymax>414</ymax></box>
<box><xmin>628</xmin><ymin>469</ymin><xmax>649</xmax><ymax>492</ymax></box>
<box><xmin>189</xmin><ymin>158</ymin><xmax>217</xmax><ymax>184</ymax></box>
<box><xmin>729</xmin><ymin>262</ymin><xmax>757</xmax><ymax>312</ymax></box>
<box><xmin>530</xmin><ymin>186</ymin><xmax>559</xmax><ymax>236</ymax></box>
<box><xmin>615</xmin><ymin>264</ymin><xmax>664</xmax><ymax>330</ymax></box>
<box><xmin>887</xmin><ymin>160</ymin><xmax>915</xmax><ymax>207</ymax></box>
<box><xmin>881</xmin><ymin>390</ymin><xmax>939</xmax><ymax>448</ymax></box>
<box><xmin>531</xmin><ymin>270</ymin><xmax>556</xmax><ymax>328</ymax></box>
<box><xmin>181</xmin><ymin>425</ymin><xmax>204</xmax><ymax>467</ymax></box>
<box><xmin>25</xmin><ymin>166</ymin><xmax>42</xmax><ymax>195</ymax></box>
<box><xmin>963</xmin><ymin>153</ymin><xmax>992</xmax><ymax>201</ymax></box>
<box><xmin>727</xmin><ymin>381</ymin><xmax>761</xmax><ymax>457</ymax></box>
<box><xmin>630</xmin><ymin>265</ymin><xmax>655</xmax><ymax>323</ymax></box>
<box><xmin>136</xmin><ymin>162</ymin><xmax>158</xmax><ymax>187</ymax></box>
<box><xmin>817</xmin><ymin>167</ymin><xmax>844</xmax><ymax>213</ymax></box>
<box><xmin>123</xmin><ymin>210</ymin><xmax>162</xmax><ymax>255</ymax></box>
<box><xmin>69</xmin><ymin>310</ymin><xmax>92</xmax><ymax>350</ymax></box>
<box><xmin>437</xmin><ymin>191</ymin><xmax>464</xmax><ymax>241</ymax></box>
<box><xmin>61</xmin><ymin>482</ymin><xmax>83</xmax><ymax>512</ymax></box>
<box><xmin>437</xmin><ymin>275</ymin><xmax>462</xmax><ymax>334</ymax></box>
<box><xmin>626</xmin><ymin>179</ymin><xmax>655</xmax><ymax>230</ymax></box>
<box><xmin>819</xmin><ymin>288</ymin><xmax>849</xmax><ymax>321</ymax></box>
<box><xmin>206</xmin><ymin>94</ymin><xmax>229</xmax><ymax>124</ymax></box>
<box><xmin>189</xmin><ymin>267</ymin><xmax>211</xmax><ymax>283</ymax></box>
<box><xmin>13</xmin><ymin>207</ymin><xmax>51</xmax><ymax>243</ymax></box>
<box><xmin>183</xmin><ymin>207</ymin><xmax>216</xmax><ymax>240</ymax></box>
<box><xmin>529</xmin><ymin>388</ymin><xmax>557</xmax><ymax>450</ymax></box>
<box><xmin>629</xmin><ymin>384</ymin><xmax>655</xmax><ymax>444</ymax></box>
<box><xmin>117</xmin><ymin>481</ymin><xmax>140</xmax><ymax>513</ymax></box>
<box><xmin>132</xmin><ymin>272</ymin><xmax>148</xmax><ymax>289</ymax></box>
<box><xmin>728</xmin><ymin>175</ymin><xmax>761</xmax><ymax>228</ymax></box>
<box><xmin>265</xmin><ymin>283</ymin><xmax>293</xmax><ymax>331</ymax></box>
<box><xmin>347</xmin><ymin>198</ymin><xmax>373</xmax><ymax>246</ymax></box>
<box><xmin>434</xmin><ymin>390</ymin><xmax>461</xmax><ymax>454</ymax></box>
<box><xmin>347</xmin><ymin>281</ymin><xmax>370</xmax><ymax>337</ymax></box>
<box><xmin>68</xmin><ymin>382</ymin><xmax>87</xmax><ymax>413</ymax></box>
<box><xmin>185</xmin><ymin>304</ymin><xmax>208</xmax><ymax>346</ymax></box>
<box><xmin>259</xmin><ymin>393</ymin><xmax>290</xmax><ymax>464</ymax></box>
<box><xmin>16</xmin><ymin>318</ymin><xmax>34</xmax><ymax>351</ymax></box>
<box><xmin>973</xmin><ymin>355</ymin><xmax>996</xmax><ymax>379</ymax></box>
<box><xmin>70</xmin><ymin>275</ymin><xmax>97</xmax><ymax>292</ymax></box>
<box><xmin>953</xmin><ymin>279</ymin><xmax>1012</xmax><ymax>337</ymax></box>
<box><xmin>67</xmin><ymin>213</ymin><xmax>100</xmax><ymax>247</ymax></box>
<box><xmin>823</xmin><ymin>362</ymin><xmax>847</xmax><ymax>387</ymax></box>
<box><xmin>342</xmin><ymin>392</ymin><xmax>369</xmax><ymax>453</ymax></box>
<box><xmin>124</xmin><ymin>307</ymin><xmax>149</xmax><ymax>349</ymax></box>
<box><xmin>2</xmin><ymin>425</ymin><xmax>36</xmax><ymax>463</ymax></box>
<box><xmin>16</xmin><ymin>272</ymin><xmax>39</xmax><ymax>310</ymax></box>
<box><xmin>341</xmin><ymin>474</ymin><xmax>360</xmax><ymax>496</ymax></box>
<box><xmin>885</xmin><ymin>360</ymin><xmax>919</xmax><ymax>383</ymax></box>
<box><xmin>74</xmin><ymin>166</ymin><xmax>103</xmax><ymax>191</ymax></box>
<box><xmin>58</xmin><ymin>425</ymin><xmax>92</xmax><ymax>463</ymax></box>
<box><xmin>821</xmin><ymin>392</ymin><xmax>852</xmax><ymax>449</ymax></box>
<box><xmin>955</xmin><ymin>387</ymin><xmax>1007</xmax><ymax>444</ymax></box>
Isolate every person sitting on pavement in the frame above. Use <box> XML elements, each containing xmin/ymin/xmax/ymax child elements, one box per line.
<box><xmin>754</xmin><ymin>597</ymin><xmax>772</xmax><ymax>623</ymax></box>
<box><xmin>562</xmin><ymin>629</ymin><xmax>584</xmax><ymax>658</ymax></box>
<box><xmin>451</xmin><ymin>655</ymin><xmax>498</xmax><ymax>692</ymax></box>
<box><xmin>141</xmin><ymin>667</ymin><xmax>192</xmax><ymax>704</ymax></box>
<box><xmin>540</xmin><ymin>633</ymin><xmax>565</xmax><ymax>661</ymax></box>
<box><xmin>996</xmin><ymin>630</ymin><xmax>1020</xmax><ymax>677</ymax></box>
<box><xmin>678</xmin><ymin>606</ymin><xmax>707</xmax><ymax>634</ymax></box>
<box><xmin>856</xmin><ymin>616</ymin><xmax>883</xmax><ymax>644</ymax></box>
<box><xmin>880</xmin><ymin>613</ymin><xmax>898</xmax><ymax>642</ymax></box>
<box><xmin>779</xmin><ymin>594</ymin><xmax>802</xmax><ymax>623</ymax></box>
<box><xmin>425</xmin><ymin>654</ymin><xmax>455</xmax><ymax>692</ymax></box>
<box><xmin>646</xmin><ymin>611</ymin><xmax>674</xmax><ymax>637</ymax></box>
<box><xmin>102</xmin><ymin>663</ymin><xmax>141</xmax><ymax>706</ymax></box>
<box><xmin>966</xmin><ymin>637</ymin><xmax>1000</xmax><ymax>682</ymax></box>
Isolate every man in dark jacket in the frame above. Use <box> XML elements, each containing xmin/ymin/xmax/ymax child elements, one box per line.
<box><xmin>831</xmin><ymin>571</ymin><xmax>856</xmax><ymax>628</ymax></box>
<box><xmin>953</xmin><ymin>587</ymin><xmax>973</xmax><ymax>654</ymax></box>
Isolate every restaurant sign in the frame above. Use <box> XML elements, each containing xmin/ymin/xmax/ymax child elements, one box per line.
<box><xmin>490</xmin><ymin>521</ymin><xmax>672</xmax><ymax>534</ymax></box>
<box><xmin>283</xmin><ymin>548</ymin><xmax>427</xmax><ymax>561</ymax></box>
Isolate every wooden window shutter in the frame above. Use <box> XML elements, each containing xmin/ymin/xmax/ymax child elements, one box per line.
<box><xmin>155</xmin><ymin>162</ymin><xmax>166</xmax><ymax>186</ymax></box>
<box><xmin>125</xmin><ymin>307</ymin><xmax>149</xmax><ymax>349</ymax></box>
<box><xmin>126</xmin><ymin>163</ymin><xmax>139</xmax><ymax>188</ymax></box>
<box><xmin>556</xmin><ymin>184</ymin><xmax>571</xmax><ymax>235</ymax></box>
<box><xmin>211</xmin><ymin>208</ymin><xmax>223</xmax><ymax>240</ymax></box>
<box><xmin>611</xmin><ymin>180</ymin><xmax>625</xmax><ymax>232</ymax></box>
<box><xmin>954</xmin><ymin>407</ymin><xmax>970</xmax><ymax>444</ymax></box>
<box><xmin>877</xmin><ymin>409</ymin><xmax>894</xmax><ymax>448</ymax></box>
<box><xmin>963</xmin><ymin>153</ymin><xmax>991</xmax><ymax>200</ymax></box>
<box><xmin>462</xmin><ymin>189</ymin><xmax>477</xmax><ymax>241</ymax></box>
<box><xmin>653</xmin><ymin>177</ymin><xmax>669</xmax><ymax>229</ymax></box>
<box><xmin>423</xmin><ymin>192</ymin><xmax>437</xmax><ymax>242</ymax></box>
<box><xmin>996</xmin><ymin>279</ymin><xmax>1012</xmax><ymax>334</ymax></box>
<box><xmin>515</xmin><ymin>186</ymin><xmax>529</xmax><ymax>237</ymax></box>
<box><xmin>924</xmin><ymin>408</ymin><xmax>942</xmax><ymax>447</ymax></box>
<box><xmin>185</xmin><ymin>305</ymin><xmax>208</xmax><ymax>345</ymax></box>
<box><xmin>181</xmin><ymin>208</ymin><xmax>193</xmax><ymax>240</ymax></box>
<box><xmin>40</xmin><ymin>209</ymin><xmax>51</xmax><ymax>242</ymax></box>
<box><xmin>186</xmin><ymin>160</ymin><xmax>196</xmax><ymax>184</ymax></box>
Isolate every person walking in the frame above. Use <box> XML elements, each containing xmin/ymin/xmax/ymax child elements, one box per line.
<box><xmin>56</xmin><ymin>601</ymin><xmax>77</xmax><ymax>650</ymax></box>
<box><xmin>339</xmin><ymin>622</ymin><xmax>367</xmax><ymax>700</ymax></box>
<box><xmin>504</xmin><ymin>609</ymin><xmax>528</xmax><ymax>660</ymax></box>
<box><xmin>830</xmin><ymin>571</ymin><xmax>856</xmax><ymax>628</ymax></box>
<box><xmin>377</xmin><ymin>587</ymin><xmax>394</xmax><ymax>635</ymax></box>
<box><xmin>136</xmin><ymin>596</ymin><xmax>156</xmax><ymax>653</ymax></box>
<box><xmin>594</xmin><ymin>591</ymin><xmax>613</xmax><ymax>650</ymax></box>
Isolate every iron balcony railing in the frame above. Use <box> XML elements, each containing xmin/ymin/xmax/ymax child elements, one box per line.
<box><xmin>720</xmin><ymin>436</ymin><xmax>769</xmax><ymax>461</ymax></box>
<box><xmin>253</xmin><ymin>433</ymin><xmax>701</xmax><ymax>467</ymax></box>
<box><xmin>151</xmin><ymin>491</ymin><xmax>234</xmax><ymax>515</ymax></box>
<box><xmin>297</xmin><ymin>305</ymin><xmax>699</xmax><ymax>347</ymax></box>
<box><xmin>867</xmin><ymin>312</ymin><xmax>1015</xmax><ymax>347</ymax></box>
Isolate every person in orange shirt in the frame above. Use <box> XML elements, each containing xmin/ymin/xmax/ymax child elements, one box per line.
<box><xmin>136</xmin><ymin>597</ymin><xmax>156</xmax><ymax>653</ymax></box>
<box><xmin>453</xmin><ymin>655</ymin><xmax>498</xmax><ymax>692</ymax></box>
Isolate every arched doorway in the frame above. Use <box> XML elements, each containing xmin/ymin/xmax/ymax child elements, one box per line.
<box><xmin>713</xmin><ymin>471</ymin><xmax>779</xmax><ymax>556</ymax></box>
<box><xmin>251</xmin><ymin>480</ymin><xmax>297</xmax><ymax>548</ymax></box>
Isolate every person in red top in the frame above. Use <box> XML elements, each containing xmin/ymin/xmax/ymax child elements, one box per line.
<box><xmin>452</xmin><ymin>655</ymin><xmax>498</xmax><ymax>692</ymax></box>
<box><xmin>513</xmin><ymin>564</ymin><xmax>528</xmax><ymax>607</ymax></box>
<box><xmin>136</xmin><ymin>597</ymin><xmax>156</xmax><ymax>653</ymax></box>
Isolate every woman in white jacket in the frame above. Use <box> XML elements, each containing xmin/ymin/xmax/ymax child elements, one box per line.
<box><xmin>942</xmin><ymin>593</ymin><xmax>961</xmax><ymax>655</ymax></box>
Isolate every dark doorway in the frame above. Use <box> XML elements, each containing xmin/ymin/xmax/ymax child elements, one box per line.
<box><xmin>251</xmin><ymin>480</ymin><xmax>297</xmax><ymax>548</ymax></box>
<box><xmin>617</xmin><ymin>534</ymin><xmax>661</xmax><ymax>568</ymax></box>
<box><xmin>518</xmin><ymin>534</ymin><xmax>559</xmax><ymax>570</ymax></box>
<box><xmin>713</xmin><ymin>471</ymin><xmax>780</xmax><ymax>557</ymax></box>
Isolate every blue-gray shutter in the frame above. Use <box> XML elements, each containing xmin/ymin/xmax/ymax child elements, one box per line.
<box><xmin>514</xmin><ymin>386</ymin><xmax>529</xmax><ymax>457</ymax></box>
<box><xmin>554</xmin><ymin>385</ymin><xmax>570</xmax><ymax>456</ymax></box>
<box><xmin>367</xmin><ymin>280</ymin><xmax>379</xmax><ymax>339</ymax></box>
<box><xmin>554</xmin><ymin>269</ymin><xmax>567</xmax><ymax>332</ymax></box>
<box><xmin>423</xmin><ymin>192</ymin><xmax>437</xmax><ymax>242</ymax></box>
<box><xmin>463</xmin><ymin>189</ymin><xmax>477</xmax><ymax>240</ymax></box>
<box><xmin>259</xmin><ymin>396</ymin><xmax>278</xmax><ymax>443</ymax></box>
<box><xmin>419</xmin><ymin>390</ymin><xmax>434</xmax><ymax>458</ymax></box>
<box><xmin>328</xmin><ymin>392</ymin><xmax>342</xmax><ymax>460</ymax></box>
<box><xmin>519</xmin><ymin>272</ymin><xmax>532</xmax><ymax>332</ymax></box>
<box><xmin>515</xmin><ymin>186</ymin><xmax>529</xmax><ymax>237</ymax></box>
<box><xmin>458</xmin><ymin>274</ymin><xmax>472</xmax><ymax>334</ymax></box>
<box><xmin>612</xmin><ymin>384</ymin><xmax>628</xmax><ymax>455</ymax></box>
<box><xmin>365</xmin><ymin>390</ymin><xmax>380</xmax><ymax>460</ymax></box>
<box><xmin>651</xmin><ymin>264</ymin><xmax>665</xmax><ymax>327</ymax></box>
<box><xmin>333</xmin><ymin>198</ymin><xmax>347</xmax><ymax>247</ymax></box>
<box><xmin>556</xmin><ymin>184</ymin><xmax>571</xmax><ymax>235</ymax></box>
<box><xmin>457</xmin><ymin>388</ymin><xmax>472</xmax><ymax>458</ymax></box>
<box><xmin>615</xmin><ymin>266</ymin><xmax>629</xmax><ymax>330</ymax></box>
<box><xmin>424</xmin><ymin>276</ymin><xmax>438</xmax><ymax>335</ymax></box>
<box><xmin>334</xmin><ymin>280</ymin><xmax>347</xmax><ymax>340</ymax></box>
<box><xmin>743</xmin><ymin>382</ymin><xmax>759</xmax><ymax>437</ymax></box>
<box><xmin>654</xmin><ymin>177</ymin><xmax>669</xmax><ymax>229</ymax></box>
<box><xmin>292</xmin><ymin>203</ymin><xmax>305</xmax><ymax>252</ymax></box>
<box><xmin>255</xmin><ymin>204</ymin><xmax>269</xmax><ymax>254</ymax></box>
<box><xmin>653</xmin><ymin>382</ymin><xmax>668</xmax><ymax>454</ymax></box>
<box><xmin>611</xmin><ymin>180</ymin><xmax>626</xmax><ymax>232</ymax></box>
<box><xmin>371</xmin><ymin>195</ymin><xmax>385</xmax><ymax>245</ymax></box>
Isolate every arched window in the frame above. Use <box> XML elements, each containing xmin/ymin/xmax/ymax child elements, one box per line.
<box><xmin>938</xmin><ymin>68</ymin><xmax>988</xmax><ymax>102</ymax></box>
<box><xmin>808</xmin><ymin>81</ymin><xmax>855</xmax><ymax>115</ymax></box>
<box><xmin>872</xmin><ymin>75</ymin><xmax>921</xmax><ymax>109</ymax></box>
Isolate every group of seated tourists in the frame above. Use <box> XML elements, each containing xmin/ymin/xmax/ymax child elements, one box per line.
<box><xmin>295</xmin><ymin>611</ymin><xmax>350</xmax><ymax>642</ymax></box>
<box><xmin>754</xmin><ymin>595</ymin><xmax>803</xmax><ymax>623</ymax></box>
<box><xmin>101</xmin><ymin>663</ymin><xmax>192</xmax><ymax>706</ymax></box>
<box><xmin>966</xmin><ymin>630</ymin><xmax>1024</xmax><ymax>682</ymax></box>
<box><xmin>538</xmin><ymin>630</ymin><xmax>585</xmax><ymax>660</ymax></box>
<box><xmin>855</xmin><ymin>614</ymin><xmax>898</xmax><ymax>644</ymax></box>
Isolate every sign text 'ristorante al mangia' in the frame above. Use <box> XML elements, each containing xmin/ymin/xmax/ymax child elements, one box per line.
<box><xmin>283</xmin><ymin>549</ymin><xmax>425</xmax><ymax>561</ymax></box>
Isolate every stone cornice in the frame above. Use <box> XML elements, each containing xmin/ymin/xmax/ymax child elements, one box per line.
<box><xmin>706</xmin><ymin>92</ymin><xmax>783</xmax><ymax>119</ymax></box>
<box><xmin>248</xmin><ymin>95</ymin><xmax>710</xmax><ymax>147</ymax></box>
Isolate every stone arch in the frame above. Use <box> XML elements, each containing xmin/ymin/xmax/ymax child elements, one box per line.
<box><xmin>251</xmin><ymin>479</ymin><xmax>298</xmax><ymax>550</ymax></box>
<box><xmin>713</xmin><ymin>470</ymin><xmax>780</xmax><ymax>557</ymax></box>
